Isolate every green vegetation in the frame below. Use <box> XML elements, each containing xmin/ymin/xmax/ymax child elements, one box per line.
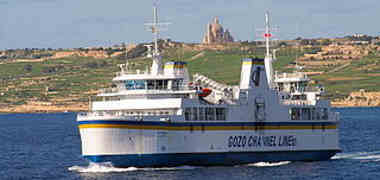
<box><xmin>1</xmin><ymin>43</ymin><xmax>380</xmax><ymax>107</ymax></box>
<box><xmin>312</xmin><ymin>54</ymin><xmax>380</xmax><ymax>99</ymax></box>
<box><xmin>0</xmin><ymin>56</ymin><xmax>150</xmax><ymax>106</ymax></box>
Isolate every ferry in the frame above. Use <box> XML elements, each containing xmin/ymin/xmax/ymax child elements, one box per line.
<box><xmin>77</xmin><ymin>6</ymin><xmax>341</xmax><ymax>167</ymax></box>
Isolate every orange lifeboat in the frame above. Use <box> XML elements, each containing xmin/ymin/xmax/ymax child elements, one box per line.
<box><xmin>198</xmin><ymin>88</ymin><xmax>212</xmax><ymax>97</ymax></box>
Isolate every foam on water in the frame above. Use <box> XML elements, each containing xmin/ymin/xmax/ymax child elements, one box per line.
<box><xmin>68</xmin><ymin>162</ymin><xmax>137</xmax><ymax>173</ymax></box>
<box><xmin>246</xmin><ymin>161</ymin><xmax>291</xmax><ymax>167</ymax></box>
<box><xmin>332</xmin><ymin>151</ymin><xmax>380</xmax><ymax>161</ymax></box>
<box><xmin>68</xmin><ymin>162</ymin><xmax>199</xmax><ymax>173</ymax></box>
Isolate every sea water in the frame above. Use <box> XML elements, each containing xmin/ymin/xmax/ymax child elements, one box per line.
<box><xmin>1</xmin><ymin>107</ymin><xmax>380</xmax><ymax>180</ymax></box>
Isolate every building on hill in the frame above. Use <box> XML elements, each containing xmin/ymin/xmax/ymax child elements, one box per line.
<box><xmin>202</xmin><ymin>17</ymin><xmax>234</xmax><ymax>44</ymax></box>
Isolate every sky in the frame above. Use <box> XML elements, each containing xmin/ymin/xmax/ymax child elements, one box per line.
<box><xmin>0</xmin><ymin>0</ymin><xmax>379</xmax><ymax>49</ymax></box>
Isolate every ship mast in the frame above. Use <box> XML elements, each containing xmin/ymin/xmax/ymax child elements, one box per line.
<box><xmin>153</xmin><ymin>4</ymin><xmax>159</xmax><ymax>58</ymax></box>
<box><xmin>265</xmin><ymin>12</ymin><xmax>271</xmax><ymax>57</ymax></box>
<box><xmin>146</xmin><ymin>2</ymin><xmax>164</xmax><ymax>75</ymax></box>
<box><xmin>264</xmin><ymin>11</ymin><xmax>274</xmax><ymax>88</ymax></box>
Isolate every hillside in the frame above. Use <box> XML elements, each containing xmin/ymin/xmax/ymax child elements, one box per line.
<box><xmin>1</xmin><ymin>40</ymin><xmax>380</xmax><ymax>112</ymax></box>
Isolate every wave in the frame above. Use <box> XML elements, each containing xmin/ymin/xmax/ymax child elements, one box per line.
<box><xmin>68</xmin><ymin>162</ymin><xmax>199</xmax><ymax>173</ymax></box>
<box><xmin>246</xmin><ymin>161</ymin><xmax>291</xmax><ymax>167</ymax></box>
<box><xmin>332</xmin><ymin>151</ymin><xmax>380</xmax><ymax>161</ymax></box>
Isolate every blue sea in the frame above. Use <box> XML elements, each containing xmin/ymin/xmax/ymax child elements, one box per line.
<box><xmin>1</xmin><ymin>107</ymin><xmax>380</xmax><ymax>180</ymax></box>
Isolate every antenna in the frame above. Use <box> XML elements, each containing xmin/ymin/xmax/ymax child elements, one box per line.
<box><xmin>144</xmin><ymin>1</ymin><xmax>171</xmax><ymax>75</ymax></box>
<box><xmin>295</xmin><ymin>22</ymin><xmax>299</xmax><ymax>62</ymax></box>
<box><xmin>255</xmin><ymin>12</ymin><xmax>279</xmax><ymax>57</ymax></box>
<box><xmin>256</xmin><ymin>11</ymin><xmax>278</xmax><ymax>88</ymax></box>
<box><xmin>122</xmin><ymin>42</ymin><xmax>128</xmax><ymax>61</ymax></box>
<box><xmin>265</xmin><ymin>12</ymin><xmax>271</xmax><ymax>57</ymax></box>
<box><xmin>118</xmin><ymin>42</ymin><xmax>129</xmax><ymax>74</ymax></box>
<box><xmin>294</xmin><ymin>21</ymin><xmax>304</xmax><ymax>72</ymax></box>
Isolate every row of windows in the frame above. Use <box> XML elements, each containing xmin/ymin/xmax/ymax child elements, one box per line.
<box><xmin>122</xmin><ymin>79</ymin><xmax>183</xmax><ymax>90</ymax></box>
<box><xmin>95</xmin><ymin>110</ymin><xmax>174</xmax><ymax>116</ymax></box>
<box><xmin>184</xmin><ymin>107</ymin><xmax>227</xmax><ymax>121</ymax></box>
<box><xmin>278</xmin><ymin>82</ymin><xmax>308</xmax><ymax>93</ymax></box>
<box><xmin>290</xmin><ymin>108</ymin><xmax>329</xmax><ymax>120</ymax></box>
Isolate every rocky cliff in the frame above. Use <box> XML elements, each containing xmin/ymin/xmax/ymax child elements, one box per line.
<box><xmin>332</xmin><ymin>90</ymin><xmax>380</xmax><ymax>107</ymax></box>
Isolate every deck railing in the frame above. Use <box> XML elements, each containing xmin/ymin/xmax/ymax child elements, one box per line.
<box><xmin>275</xmin><ymin>72</ymin><xmax>308</xmax><ymax>79</ymax></box>
<box><xmin>77</xmin><ymin>111</ymin><xmax>177</xmax><ymax>122</ymax></box>
<box><xmin>98</xmin><ymin>84</ymin><xmax>191</xmax><ymax>94</ymax></box>
<box><xmin>116</xmin><ymin>70</ymin><xmax>150</xmax><ymax>76</ymax></box>
<box><xmin>281</xmin><ymin>100</ymin><xmax>315</xmax><ymax>106</ymax></box>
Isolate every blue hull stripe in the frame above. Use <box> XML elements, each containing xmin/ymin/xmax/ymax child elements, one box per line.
<box><xmin>84</xmin><ymin>150</ymin><xmax>340</xmax><ymax>168</ymax></box>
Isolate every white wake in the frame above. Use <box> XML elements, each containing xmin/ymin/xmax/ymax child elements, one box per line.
<box><xmin>246</xmin><ymin>161</ymin><xmax>291</xmax><ymax>167</ymax></box>
<box><xmin>68</xmin><ymin>162</ymin><xmax>199</xmax><ymax>173</ymax></box>
<box><xmin>332</xmin><ymin>151</ymin><xmax>380</xmax><ymax>161</ymax></box>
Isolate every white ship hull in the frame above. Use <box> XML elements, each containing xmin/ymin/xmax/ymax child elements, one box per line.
<box><xmin>77</xmin><ymin>9</ymin><xmax>341</xmax><ymax>168</ymax></box>
<box><xmin>78</xmin><ymin>120</ymin><xmax>340</xmax><ymax>167</ymax></box>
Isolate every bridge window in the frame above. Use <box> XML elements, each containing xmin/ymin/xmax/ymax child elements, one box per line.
<box><xmin>301</xmin><ymin>108</ymin><xmax>310</xmax><ymax>120</ymax></box>
<box><xmin>310</xmin><ymin>108</ymin><xmax>315</xmax><ymax>120</ymax></box>
<box><xmin>135</xmin><ymin>80</ymin><xmax>145</xmax><ymax>89</ymax></box>
<box><xmin>185</xmin><ymin>108</ymin><xmax>191</xmax><ymax>121</ymax></box>
<box><xmin>147</xmin><ymin>80</ymin><xmax>169</xmax><ymax>90</ymax></box>
<box><xmin>156</xmin><ymin>80</ymin><xmax>168</xmax><ymax>90</ymax></box>
<box><xmin>184</xmin><ymin>107</ymin><xmax>227</xmax><ymax>121</ymax></box>
<box><xmin>206</xmin><ymin>107</ymin><xmax>215</xmax><ymax>121</ymax></box>
<box><xmin>125</xmin><ymin>80</ymin><xmax>135</xmax><ymax>90</ymax></box>
<box><xmin>199</xmin><ymin>107</ymin><xmax>205</xmax><ymax>120</ymax></box>
<box><xmin>147</xmin><ymin>80</ymin><xmax>154</xmax><ymax>89</ymax></box>
<box><xmin>124</xmin><ymin>80</ymin><xmax>146</xmax><ymax>90</ymax></box>
<box><xmin>172</xmin><ymin>79</ymin><xmax>183</xmax><ymax>90</ymax></box>
<box><xmin>290</xmin><ymin>108</ymin><xmax>300</xmax><ymax>120</ymax></box>
<box><xmin>291</xmin><ymin>107</ymin><xmax>329</xmax><ymax>120</ymax></box>
<box><xmin>191</xmin><ymin>107</ymin><xmax>198</xmax><ymax>121</ymax></box>
<box><xmin>216</xmin><ymin>108</ymin><xmax>226</xmax><ymax>120</ymax></box>
<box><xmin>322</xmin><ymin>108</ymin><xmax>328</xmax><ymax>120</ymax></box>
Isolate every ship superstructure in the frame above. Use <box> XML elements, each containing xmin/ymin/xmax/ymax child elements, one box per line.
<box><xmin>77</xmin><ymin>7</ymin><xmax>340</xmax><ymax>167</ymax></box>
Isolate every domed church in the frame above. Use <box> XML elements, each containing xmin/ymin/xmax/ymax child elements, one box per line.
<box><xmin>202</xmin><ymin>17</ymin><xmax>234</xmax><ymax>44</ymax></box>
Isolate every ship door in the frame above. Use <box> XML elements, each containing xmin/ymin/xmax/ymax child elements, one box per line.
<box><xmin>239</xmin><ymin>91</ymin><xmax>249</xmax><ymax>105</ymax></box>
<box><xmin>156</xmin><ymin>130</ymin><xmax>169</xmax><ymax>153</ymax></box>
<box><xmin>255</xmin><ymin>97</ymin><xmax>266</xmax><ymax>121</ymax></box>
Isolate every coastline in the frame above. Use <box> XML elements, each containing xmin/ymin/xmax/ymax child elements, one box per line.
<box><xmin>0</xmin><ymin>101</ymin><xmax>377</xmax><ymax>114</ymax></box>
<box><xmin>0</xmin><ymin>103</ymin><xmax>88</xmax><ymax>113</ymax></box>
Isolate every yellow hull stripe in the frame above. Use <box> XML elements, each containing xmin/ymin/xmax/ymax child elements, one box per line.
<box><xmin>79</xmin><ymin>124</ymin><xmax>337</xmax><ymax>131</ymax></box>
<box><xmin>164</xmin><ymin>65</ymin><xmax>186</xmax><ymax>69</ymax></box>
<box><xmin>242</xmin><ymin>61</ymin><xmax>265</xmax><ymax>65</ymax></box>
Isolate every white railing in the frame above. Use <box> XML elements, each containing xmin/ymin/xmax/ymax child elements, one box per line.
<box><xmin>98</xmin><ymin>84</ymin><xmax>191</xmax><ymax>94</ymax></box>
<box><xmin>78</xmin><ymin>112</ymin><xmax>144</xmax><ymax>121</ymax></box>
<box><xmin>77</xmin><ymin>111</ymin><xmax>176</xmax><ymax>121</ymax></box>
<box><xmin>281</xmin><ymin>100</ymin><xmax>316</xmax><ymax>106</ymax></box>
<box><xmin>275</xmin><ymin>72</ymin><xmax>308</xmax><ymax>79</ymax></box>
<box><xmin>116</xmin><ymin>70</ymin><xmax>150</xmax><ymax>76</ymax></box>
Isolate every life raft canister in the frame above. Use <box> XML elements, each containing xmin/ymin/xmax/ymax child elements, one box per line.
<box><xmin>198</xmin><ymin>88</ymin><xmax>212</xmax><ymax>97</ymax></box>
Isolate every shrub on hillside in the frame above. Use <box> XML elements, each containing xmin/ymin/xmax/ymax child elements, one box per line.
<box><xmin>24</xmin><ymin>64</ymin><xmax>33</xmax><ymax>72</ymax></box>
<box><xmin>42</xmin><ymin>65</ymin><xmax>65</xmax><ymax>74</ymax></box>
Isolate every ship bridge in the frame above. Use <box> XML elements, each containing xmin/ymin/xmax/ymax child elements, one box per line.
<box><xmin>97</xmin><ymin>61</ymin><xmax>195</xmax><ymax>98</ymax></box>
